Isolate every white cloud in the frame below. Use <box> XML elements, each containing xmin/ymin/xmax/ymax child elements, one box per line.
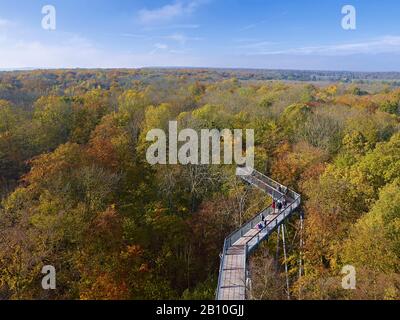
<box><xmin>239</xmin><ymin>19</ymin><xmax>267</xmax><ymax>32</ymax></box>
<box><xmin>149</xmin><ymin>43</ymin><xmax>169</xmax><ymax>55</ymax></box>
<box><xmin>143</xmin><ymin>24</ymin><xmax>200</xmax><ymax>31</ymax></box>
<box><xmin>0</xmin><ymin>18</ymin><xmax>12</xmax><ymax>29</ymax></box>
<box><xmin>0</xmin><ymin>33</ymin><xmax>201</xmax><ymax>69</ymax></box>
<box><xmin>248</xmin><ymin>36</ymin><xmax>400</xmax><ymax>56</ymax></box>
<box><xmin>137</xmin><ymin>0</ymin><xmax>206</xmax><ymax>25</ymax></box>
<box><xmin>164</xmin><ymin>33</ymin><xmax>202</xmax><ymax>45</ymax></box>
<box><xmin>166</xmin><ymin>33</ymin><xmax>186</xmax><ymax>44</ymax></box>
<box><xmin>155</xmin><ymin>43</ymin><xmax>168</xmax><ymax>50</ymax></box>
<box><xmin>236</xmin><ymin>40</ymin><xmax>275</xmax><ymax>49</ymax></box>
<box><xmin>0</xmin><ymin>35</ymin><xmax>102</xmax><ymax>68</ymax></box>
<box><xmin>119</xmin><ymin>33</ymin><xmax>148</xmax><ymax>39</ymax></box>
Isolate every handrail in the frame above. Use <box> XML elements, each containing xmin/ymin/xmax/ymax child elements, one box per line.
<box><xmin>215</xmin><ymin>238</ymin><xmax>227</xmax><ymax>299</ymax></box>
<box><xmin>250</xmin><ymin>168</ymin><xmax>301</xmax><ymax>200</ymax></box>
<box><xmin>252</xmin><ymin>170</ymin><xmax>287</xmax><ymax>191</ymax></box>
<box><xmin>241</xmin><ymin>173</ymin><xmax>285</xmax><ymax>200</ymax></box>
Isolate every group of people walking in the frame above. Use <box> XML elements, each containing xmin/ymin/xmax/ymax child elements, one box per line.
<box><xmin>272</xmin><ymin>198</ymin><xmax>287</xmax><ymax>212</ymax></box>
<box><xmin>257</xmin><ymin>196</ymin><xmax>289</xmax><ymax>231</ymax></box>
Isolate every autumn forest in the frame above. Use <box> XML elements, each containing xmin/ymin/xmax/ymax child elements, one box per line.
<box><xmin>0</xmin><ymin>69</ymin><xmax>399</xmax><ymax>300</ymax></box>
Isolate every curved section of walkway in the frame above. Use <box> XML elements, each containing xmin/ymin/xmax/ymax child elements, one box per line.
<box><xmin>216</xmin><ymin>168</ymin><xmax>301</xmax><ymax>300</ymax></box>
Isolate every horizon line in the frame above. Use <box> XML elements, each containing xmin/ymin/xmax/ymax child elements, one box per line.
<box><xmin>2</xmin><ymin>66</ymin><xmax>400</xmax><ymax>74</ymax></box>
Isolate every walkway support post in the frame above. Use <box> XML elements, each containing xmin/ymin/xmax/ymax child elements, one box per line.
<box><xmin>282</xmin><ymin>223</ymin><xmax>290</xmax><ymax>300</ymax></box>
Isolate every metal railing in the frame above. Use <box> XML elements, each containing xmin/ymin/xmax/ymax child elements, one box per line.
<box><xmin>241</xmin><ymin>172</ymin><xmax>285</xmax><ymax>201</ymax></box>
<box><xmin>216</xmin><ymin>168</ymin><xmax>301</xmax><ymax>300</ymax></box>
<box><xmin>216</xmin><ymin>238</ymin><xmax>228</xmax><ymax>297</ymax></box>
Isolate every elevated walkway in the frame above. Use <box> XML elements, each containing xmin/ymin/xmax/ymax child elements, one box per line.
<box><xmin>216</xmin><ymin>167</ymin><xmax>301</xmax><ymax>300</ymax></box>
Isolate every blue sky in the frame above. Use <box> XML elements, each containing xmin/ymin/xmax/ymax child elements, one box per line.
<box><xmin>1</xmin><ymin>0</ymin><xmax>400</xmax><ymax>71</ymax></box>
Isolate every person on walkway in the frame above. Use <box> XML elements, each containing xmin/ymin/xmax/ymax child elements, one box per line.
<box><xmin>264</xmin><ymin>216</ymin><xmax>268</xmax><ymax>228</ymax></box>
<box><xmin>277</xmin><ymin>201</ymin><xmax>283</xmax><ymax>211</ymax></box>
<box><xmin>272</xmin><ymin>200</ymin><xmax>276</xmax><ymax>214</ymax></box>
<box><xmin>283</xmin><ymin>197</ymin><xmax>287</xmax><ymax>207</ymax></box>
